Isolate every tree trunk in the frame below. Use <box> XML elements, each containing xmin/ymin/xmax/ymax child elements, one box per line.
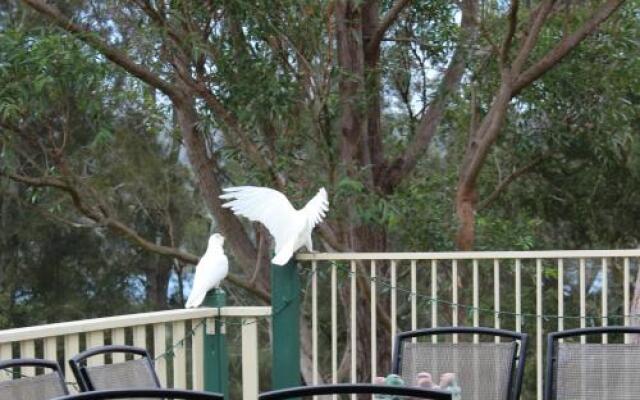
<box><xmin>173</xmin><ymin>97</ymin><xmax>258</xmax><ymax>271</ymax></box>
<box><xmin>145</xmin><ymin>260</ymin><xmax>172</xmax><ymax>310</ymax></box>
<box><xmin>455</xmin><ymin>80</ymin><xmax>512</xmax><ymax>249</ymax></box>
<box><xmin>455</xmin><ymin>186</ymin><xmax>477</xmax><ymax>251</ymax></box>
<box><xmin>362</xmin><ymin>1</ymin><xmax>384</xmax><ymax>187</ymax></box>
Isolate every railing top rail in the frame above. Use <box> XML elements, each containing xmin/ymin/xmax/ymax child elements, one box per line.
<box><xmin>0</xmin><ymin>306</ymin><xmax>271</xmax><ymax>343</ymax></box>
<box><xmin>297</xmin><ymin>249</ymin><xmax>640</xmax><ymax>261</ymax></box>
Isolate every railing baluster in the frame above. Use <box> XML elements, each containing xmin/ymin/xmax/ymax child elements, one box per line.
<box><xmin>241</xmin><ymin>317</ymin><xmax>259</xmax><ymax>400</ymax></box>
<box><xmin>64</xmin><ymin>334</ymin><xmax>80</xmax><ymax>382</ymax></box>
<box><xmin>371</xmin><ymin>260</ymin><xmax>377</xmax><ymax>380</ymax></box>
<box><xmin>452</xmin><ymin>260</ymin><xmax>458</xmax><ymax>343</ymax></box>
<box><xmin>494</xmin><ymin>259</ymin><xmax>500</xmax><ymax>343</ymax></box>
<box><xmin>86</xmin><ymin>331</ymin><xmax>104</xmax><ymax>366</ymax></box>
<box><xmin>558</xmin><ymin>259</ymin><xmax>564</xmax><ymax>344</ymax></box>
<box><xmin>311</xmin><ymin>260</ymin><xmax>318</xmax><ymax>385</ymax></box>
<box><xmin>351</xmin><ymin>260</ymin><xmax>357</xmax><ymax>387</ymax></box>
<box><xmin>411</xmin><ymin>260</ymin><xmax>417</xmax><ymax>343</ymax></box>
<box><xmin>602</xmin><ymin>258</ymin><xmax>608</xmax><ymax>344</ymax></box>
<box><xmin>112</xmin><ymin>328</ymin><xmax>126</xmax><ymax>363</ymax></box>
<box><xmin>133</xmin><ymin>325</ymin><xmax>146</xmax><ymax>349</ymax></box>
<box><xmin>331</xmin><ymin>261</ymin><xmax>337</xmax><ymax>386</ymax></box>
<box><xmin>473</xmin><ymin>259</ymin><xmax>479</xmax><ymax>343</ymax></box>
<box><xmin>624</xmin><ymin>257</ymin><xmax>630</xmax><ymax>343</ymax></box>
<box><xmin>0</xmin><ymin>342</ymin><xmax>11</xmax><ymax>360</ymax></box>
<box><xmin>192</xmin><ymin>319</ymin><xmax>204</xmax><ymax>390</ymax></box>
<box><xmin>431</xmin><ymin>260</ymin><xmax>438</xmax><ymax>343</ymax></box>
<box><xmin>0</xmin><ymin>343</ymin><xmax>11</xmax><ymax>381</ymax></box>
<box><xmin>153</xmin><ymin>323</ymin><xmax>167</xmax><ymax>387</ymax></box>
<box><xmin>172</xmin><ymin>321</ymin><xmax>186</xmax><ymax>388</ymax></box>
<box><xmin>536</xmin><ymin>259</ymin><xmax>543</xmax><ymax>400</ymax></box>
<box><xmin>19</xmin><ymin>340</ymin><xmax>35</xmax><ymax>376</ymax></box>
<box><xmin>43</xmin><ymin>337</ymin><xmax>57</xmax><ymax>366</ymax></box>
<box><xmin>580</xmin><ymin>258</ymin><xmax>586</xmax><ymax>343</ymax></box>
<box><xmin>391</xmin><ymin>260</ymin><xmax>397</xmax><ymax>355</ymax></box>
<box><xmin>516</xmin><ymin>259</ymin><xmax>522</xmax><ymax>333</ymax></box>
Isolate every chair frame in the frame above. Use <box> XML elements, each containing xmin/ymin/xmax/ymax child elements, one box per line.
<box><xmin>0</xmin><ymin>358</ymin><xmax>69</xmax><ymax>395</ymax></box>
<box><xmin>544</xmin><ymin>325</ymin><xmax>640</xmax><ymax>400</ymax></box>
<box><xmin>68</xmin><ymin>345</ymin><xmax>161</xmax><ymax>392</ymax></box>
<box><xmin>259</xmin><ymin>383</ymin><xmax>452</xmax><ymax>400</ymax></box>
<box><xmin>51</xmin><ymin>388</ymin><xmax>223</xmax><ymax>400</ymax></box>
<box><xmin>392</xmin><ymin>326</ymin><xmax>528</xmax><ymax>400</ymax></box>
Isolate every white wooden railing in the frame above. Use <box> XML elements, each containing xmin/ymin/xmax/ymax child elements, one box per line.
<box><xmin>297</xmin><ymin>250</ymin><xmax>640</xmax><ymax>400</ymax></box>
<box><xmin>0</xmin><ymin>306</ymin><xmax>270</xmax><ymax>399</ymax></box>
<box><xmin>3</xmin><ymin>250</ymin><xmax>639</xmax><ymax>400</ymax></box>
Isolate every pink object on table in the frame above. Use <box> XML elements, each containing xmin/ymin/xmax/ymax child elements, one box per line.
<box><xmin>416</xmin><ymin>372</ymin><xmax>436</xmax><ymax>389</ymax></box>
<box><xmin>438</xmin><ymin>372</ymin><xmax>456</xmax><ymax>388</ymax></box>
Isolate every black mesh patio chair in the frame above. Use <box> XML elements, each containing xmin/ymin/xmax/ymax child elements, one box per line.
<box><xmin>0</xmin><ymin>358</ymin><xmax>69</xmax><ymax>400</ymax></box>
<box><xmin>50</xmin><ymin>389</ymin><xmax>223</xmax><ymax>400</ymax></box>
<box><xmin>545</xmin><ymin>326</ymin><xmax>640</xmax><ymax>400</ymax></box>
<box><xmin>392</xmin><ymin>327</ymin><xmax>528</xmax><ymax>400</ymax></box>
<box><xmin>258</xmin><ymin>383</ymin><xmax>452</xmax><ymax>400</ymax></box>
<box><xmin>69</xmin><ymin>345</ymin><xmax>161</xmax><ymax>392</ymax></box>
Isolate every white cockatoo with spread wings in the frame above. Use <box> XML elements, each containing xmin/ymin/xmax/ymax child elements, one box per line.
<box><xmin>220</xmin><ymin>186</ymin><xmax>329</xmax><ymax>265</ymax></box>
<box><xmin>185</xmin><ymin>233</ymin><xmax>228</xmax><ymax>308</ymax></box>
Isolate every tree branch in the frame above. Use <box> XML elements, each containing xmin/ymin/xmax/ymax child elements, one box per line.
<box><xmin>512</xmin><ymin>0</ymin><xmax>626</xmax><ymax>96</ymax></box>
<box><xmin>477</xmin><ymin>153</ymin><xmax>547</xmax><ymax>211</ymax></box>
<box><xmin>1</xmin><ymin>170</ymin><xmax>102</xmax><ymax>221</ymax></box>
<box><xmin>21</xmin><ymin>0</ymin><xmax>180</xmax><ymax>99</ymax></box>
<box><xmin>1</xmin><ymin>169</ymin><xmax>271</xmax><ymax>302</ymax></box>
<box><xmin>511</xmin><ymin>0</ymin><xmax>555</xmax><ymax>75</ymax></box>
<box><xmin>366</xmin><ymin>0</ymin><xmax>412</xmax><ymax>54</ymax></box>
<box><xmin>380</xmin><ymin>0</ymin><xmax>478</xmax><ymax>191</ymax></box>
<box><xmin>172</xmin><ymin>66</ymin><xmax>287</xmax><ymax>190</ymax></box>
<box><xmin>500</xmin><ymin>0</ymin><xmax>519</xmax><ymax>66</ymax></box>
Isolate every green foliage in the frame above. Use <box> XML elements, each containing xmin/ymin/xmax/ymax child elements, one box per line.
<box><xmin>487</xmin><ymin>1</ymin><xmax>640</xmax><ymax>249</ymax></box>
<box><xmin>0</xmin><ymin>22</ymin><xmax>207</xmax><ymax>326</ymax></box>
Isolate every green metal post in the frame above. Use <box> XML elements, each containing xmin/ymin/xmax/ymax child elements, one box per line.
<box><xmin>271</xmin><ymin>258</ymin><xmax>301</xmax><ymax>389</ymax></box>
<box><xmin>202</xmin><ymin>289</ymin><xmax>229</xmax><ymax>399</ymax></box>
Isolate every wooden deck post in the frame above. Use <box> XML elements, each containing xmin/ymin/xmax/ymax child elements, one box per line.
<box><xmin>271</xmin><ymin>259</ymin><xmax>301</xmax><ymax>389</ymax></box>
<box><xmin>203</xmin><ymin>289</ymin><xmax>229</xmax><ymax>399</ymax></box>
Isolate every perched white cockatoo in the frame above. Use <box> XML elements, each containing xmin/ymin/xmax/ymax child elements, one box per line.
<box><xmin>219</xmin><ymin>186</ymin><xmax>329</xmax><ymax>265</ymax></box>
<box><xmin>185</xmin><ymin>233</ymin><xmax>229</xmax><ymax>308</ymax></box>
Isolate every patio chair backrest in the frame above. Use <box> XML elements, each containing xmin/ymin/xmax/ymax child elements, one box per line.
<box><xmin>258</xmin><ymin>383</ymin><xmax>452</xmax><ymax>400</ymax></box>
<box><xmin>545</xmin><ymin>326</ymin><xmax>640</xmax><ymax>400</ymax></box>
<box><xmin>50</xmin><ymin>388</ymin><xmax>223</xmax><ymax>400</ymax></box>
<box><xmin>69</xmin><ymin>345</ymin><xmax>161</xmax><ymax>392</ymax></box>
<box><xmin>0</xmin><ymin>358</ymin><xmax>69</xmax><ymax>400</ymax></box>
<box><xmin>392</xmin><ymin>327</ymin><xmax>528</xmax><ymax>400</ymax></box>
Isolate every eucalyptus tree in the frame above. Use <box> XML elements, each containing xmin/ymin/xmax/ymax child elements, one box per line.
<box><xmin>3</xmin><ymin>0</ymin><xmax>630</xmax><ymax>381</ymax></box>
<box><xmin>0</xmin><ymin>26</ymin><xmax>203</xmax><ymax>312</ymax></box>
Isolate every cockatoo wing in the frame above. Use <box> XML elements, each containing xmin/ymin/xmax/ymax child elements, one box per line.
<box><xmin>220</xmin><ymin>186</ymin><xmax>298</xmax><ymax>249</ymax></box>
<box><xmin>302</xmin><ymin>187</ymin><xmax>329</xmax><ymax>227</ymax></box>
<box><xmin>185</xmin><ymin>248</ymin><xmax>228</xmax><ymax>308</ymax></box>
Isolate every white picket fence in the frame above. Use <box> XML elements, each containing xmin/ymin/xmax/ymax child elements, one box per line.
<box><xmin>298</xmin><ymin>250</ymin><xmax>640</xmax><ymax>400</ymax></box>
<box><xmin>0</xmin><ymin>306</ymin><xmax>270</xmax><ymax>399</ymax></box>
